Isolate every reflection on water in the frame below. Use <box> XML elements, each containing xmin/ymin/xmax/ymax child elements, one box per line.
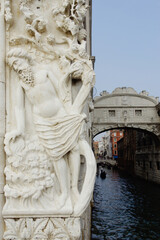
<box><xmin>92</xmin><ymin>167</ymin><xmax>160</xmax><ymax>240</ymax></box>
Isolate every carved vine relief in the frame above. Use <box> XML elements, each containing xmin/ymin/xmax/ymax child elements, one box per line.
<box><xmin>3</xmin><ymin>0</ymin><xmax>96</xmax><ymax>217</ymax></box>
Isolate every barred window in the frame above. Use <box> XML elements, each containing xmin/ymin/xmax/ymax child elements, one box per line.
<box><xmin>135</xmin><ymin>110</ymin><xmax>142</xmax><ymax>116</ymax></box>
<box><xmin>109</xmin><ymin>110</ymin><xmax>115</xmax><ymax>117</ymax></box>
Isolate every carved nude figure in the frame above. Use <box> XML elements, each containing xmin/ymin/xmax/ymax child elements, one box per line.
<box><xmin>5</xmin><ymin>48</ymin><xmax>96</xmax><ymax>214</ymax></box>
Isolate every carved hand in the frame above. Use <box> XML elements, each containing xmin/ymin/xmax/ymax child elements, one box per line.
<box><xmin>4</xmin><ymin>130</ymin><xmax>24</xmax><ymax>146</ymax></box>
<box><xmin>82</xmin><ymin>70</ymin><xmax>95</xmax><ymax>87</ymax></box>
<box><xmin>69</xmin><ymin>61</ymin><xmax>83</xmax><ymax>79</ymax></box>
<box><xmin>4</xmin><ymin>130</ymin><xmax>25</xmax><ymax>156</ymax></box>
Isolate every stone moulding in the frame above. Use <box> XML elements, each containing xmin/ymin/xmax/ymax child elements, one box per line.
<box><xmin>4</xmin><ymin>217</ymin><xmax>81</xmax><ymax>240</ymax></box>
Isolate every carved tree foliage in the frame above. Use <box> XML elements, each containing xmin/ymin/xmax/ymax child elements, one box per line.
<box><xmin>4</xmin><ymin>135</ymin><xmax>55</xmax><ymax>205</ymax></box>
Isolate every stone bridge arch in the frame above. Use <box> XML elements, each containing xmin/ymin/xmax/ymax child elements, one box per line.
<box><xmin>92</xmin><ymin>87</ymin><xmax>160</xmax><ymax>138</ymax></box>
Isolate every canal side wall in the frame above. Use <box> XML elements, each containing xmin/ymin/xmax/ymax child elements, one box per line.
<box><xmin>117</xmin><ymin>129</ymin><xmax>160</xmax><ymax>184</ymax></box>
<box><xmin>135</xmin><ymin>151</ymin><xmax>160</xmax><ymax>184</ymax></box>
<box><xmin>134</xmin><ymin>131</ymin><xmax>160</xmax><ymax>184</ymax></box>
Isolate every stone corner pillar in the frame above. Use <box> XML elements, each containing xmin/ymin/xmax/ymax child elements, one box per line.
<box><xmin>0</xmin><ymin>1</ymin><xmax>6</xmax><ymax>239</ymax></box>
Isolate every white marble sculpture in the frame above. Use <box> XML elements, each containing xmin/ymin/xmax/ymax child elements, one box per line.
<box><xmin>3</xmin><ymin>0</ymin><xmax>96</xmax><ymax>222</ymax></box>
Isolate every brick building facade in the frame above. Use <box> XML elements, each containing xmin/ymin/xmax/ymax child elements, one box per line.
<box><xmin>110</xmin><ymin>129</ymin><xmax>124</xmax><ymax>159</ymax></box>
<box><xmin>117</xmin><ymin>129</ymin><xmax>136</xmax><ymax>174</ymax></box>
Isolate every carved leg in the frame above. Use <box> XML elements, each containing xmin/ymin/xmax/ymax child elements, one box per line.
<box><xmin>73</xmin><ymin>140</ymin><xmax>97</xmax><ymax>216</ymax></box>
<box><xmin>53</xmin><ymin>158</ymin><xmax>69</xmax><ymax>208</ymax></box>
<box><xmin>69</xmin><ymin>145</ymin><xmax>81</xmax><ymax>203</ymax></box>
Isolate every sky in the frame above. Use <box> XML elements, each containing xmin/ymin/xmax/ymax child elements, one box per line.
<box><xmin>92</xmin><ymin>0</ymin><xmax>160</xmax><ymax>98</ymax></box>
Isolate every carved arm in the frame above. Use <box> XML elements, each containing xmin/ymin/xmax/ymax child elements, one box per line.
<box><xmin>5</xmin><ymin>84</ymin><xmax>25</xmax><ymax>145</ymax></box>
<box><xmin>15</xmin><ymin>84</ymin><xmax>25</xmax><ymax>134</ymax></box>
<box><xmin>72</xmin><ymin>71</ymin><xmax>95</xmax><ymax>114</ymax></box>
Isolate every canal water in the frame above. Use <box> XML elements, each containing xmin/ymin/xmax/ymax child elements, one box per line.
<box><xmin>91</xmin><ymin>167</ymin><xmax>160</xmax><ymax>240</ymax></box>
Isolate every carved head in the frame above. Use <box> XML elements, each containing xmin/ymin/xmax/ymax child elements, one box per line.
<box><xmin>7</xmin><ymin>48</ymin><xmax>33</xmax><ymax>71</ymax></box>
<box><xmin>7</xmin><ymin>48</ymin><xmax>34</xmax><ymax>86</ymax></box>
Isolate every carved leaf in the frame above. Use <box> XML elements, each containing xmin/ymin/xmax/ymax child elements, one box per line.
<box><xmin>3</xmin><ymin>231</ymin><xmax>17</xmax><ymax>240</ymax></box>
<box><xmin>65</xmin><ymin>218</ymin><xmax>80</xmax><ymax>238</ymax></box>
<box><xmin>25</xmin><ymin>218</ymin><xmax>34</xmax><ymax>235</ymax></box>
<box><xmin>17</xmin><ymin>219</ymin><xmax>26</xmax><ymax>234</ymax></box>
<box><xmin>49</xmin><ymin>219</ymin><xmax>71</xmax><ymax>239</ymax></box>
<box><xmin>3</xmin><ymin>219</ymin><xmax>18</xmax><ymax>239</ymax></box>
<box><xmin>4</xmin><ymin>219</ymin><xmax>17</xmax><ymax>233</ymax></box>
<box><xmin>51</xmin><ymin>218</ymin><xmax>64</xmax><ymax>229</ymax></box>
<box><xmin>54</xmin><ymin>229</ymin><xmax>69</xmax><ymax>239</ymax></box>
<box><xmin>32</xmin><ymin>232</ymin><xmax>47</xmax><ymax>239</ymax></box>
<box><xmin>22</xmin><ymin>228</ymin><xmax>31</xmax><ymax>239</ymax></box>
<box><xmin>33</xmin><ymin>218</ymin><xmax>48</xmax><ymax>234</ymax></box>
<box><xmin>44</xmin><ymin>220</ymin><xmax>55</xmax><ymax>235</ymax></box>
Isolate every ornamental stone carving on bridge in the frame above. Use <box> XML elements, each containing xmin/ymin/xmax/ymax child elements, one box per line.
<box><xmin>2</xmin><ymin>0</ymin><xmax>96</xmax><ymax>230</ymax></box>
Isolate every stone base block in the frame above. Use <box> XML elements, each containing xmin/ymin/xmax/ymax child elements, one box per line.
<box><xmin>3</xmin><ymin>217</ymin><xmax>82</xmax><ymax>240</ymax></box>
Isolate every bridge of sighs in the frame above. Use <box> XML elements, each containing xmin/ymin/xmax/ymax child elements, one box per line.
<box><xmin>92</xmin><ymin>87</ymin><xmax>160</xmax><ymax>138</ymax></box>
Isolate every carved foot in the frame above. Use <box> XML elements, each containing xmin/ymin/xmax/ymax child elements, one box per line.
<box><xmin>73</xmin><ymin>202</ymin><xmax>83</xmax><ymax>216</ymax></box>
<box><xmin>58</xmin><ymin>196</ymin><xmax>73</xmax><ymax>215</ymax></box>
<box><xmin>56</xmin><ymin>192</ymin><xmax>68</xmax><ymax>209</ymax></box>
